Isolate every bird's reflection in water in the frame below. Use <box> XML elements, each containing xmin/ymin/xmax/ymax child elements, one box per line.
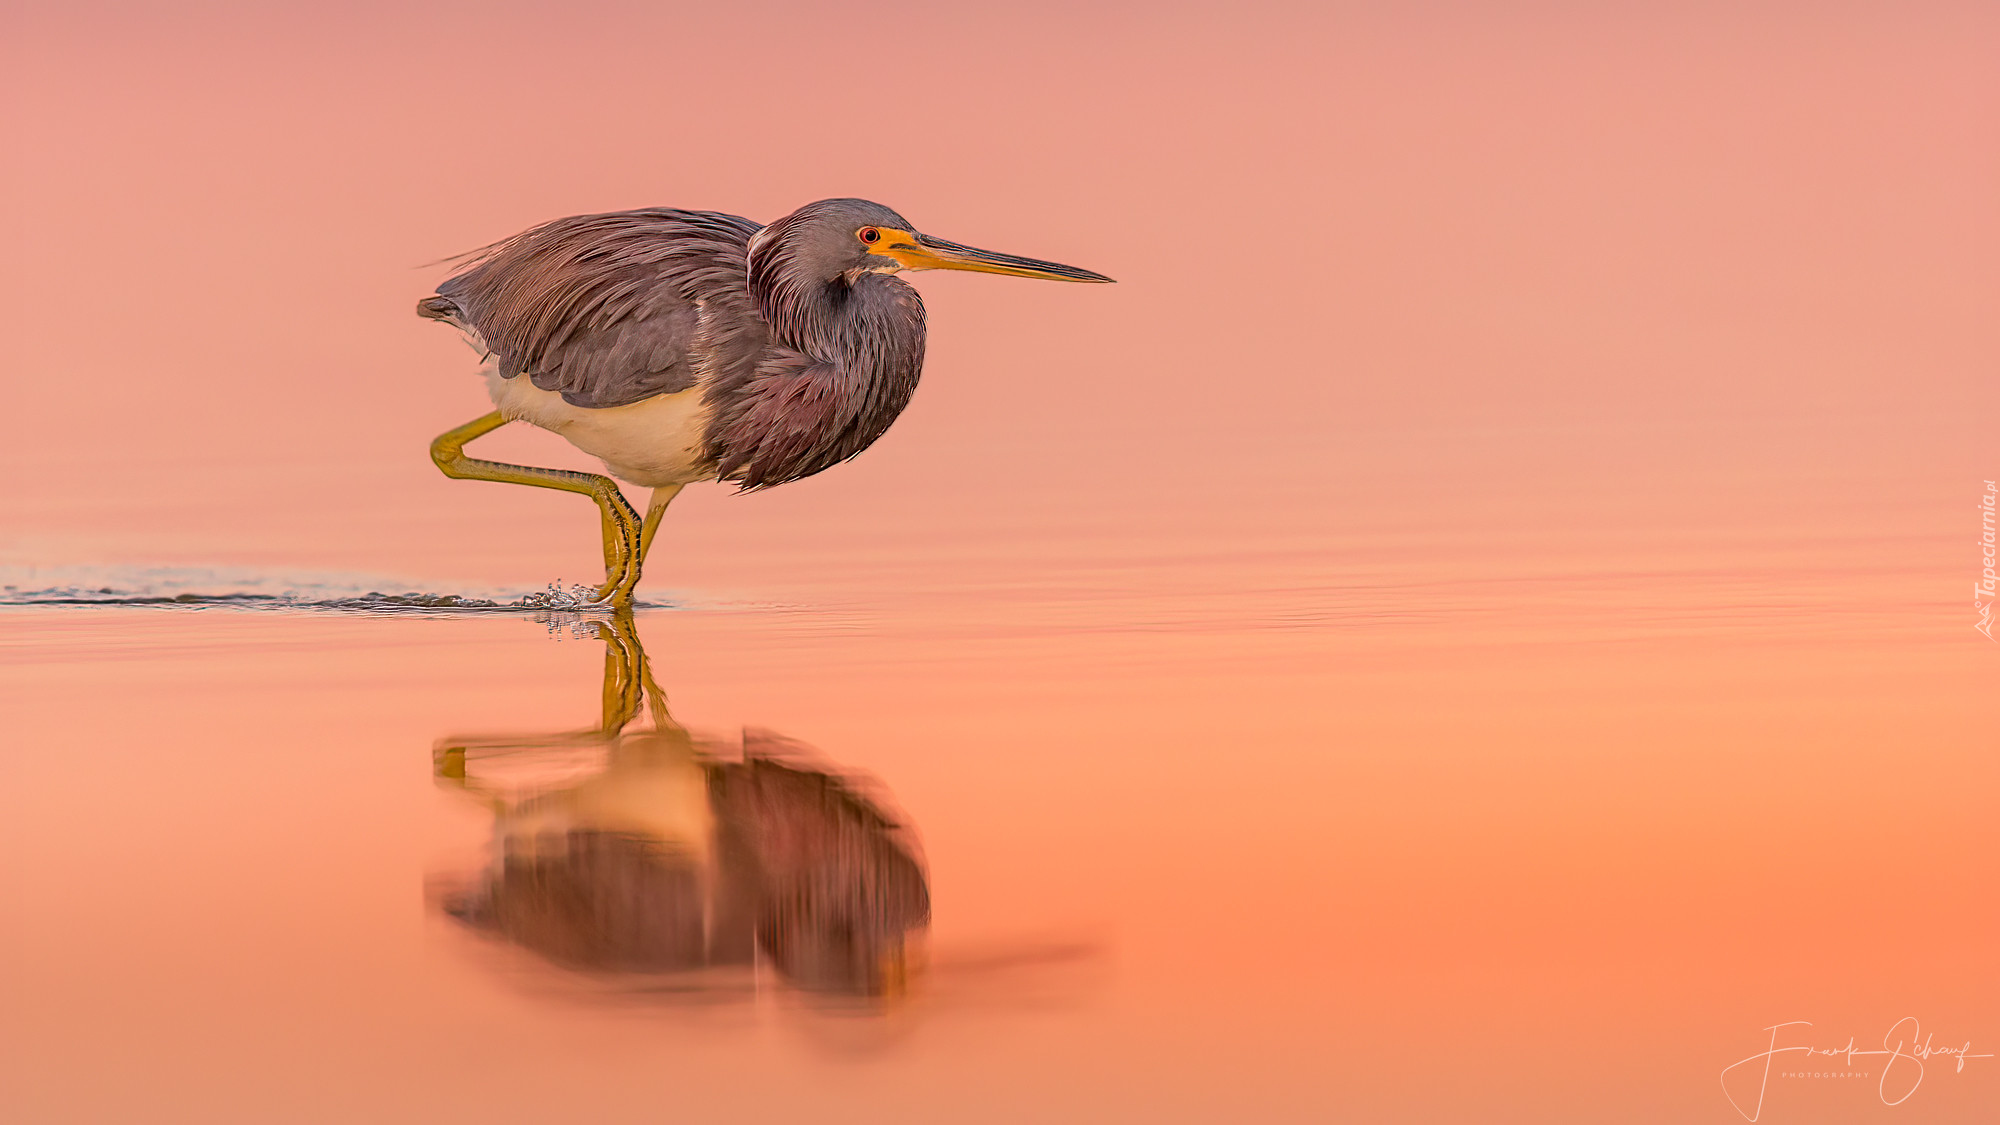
<box><xmin>432</xmin><ymin>612</ymin><xmax>928</xmax><ymax>1003</ymax></box>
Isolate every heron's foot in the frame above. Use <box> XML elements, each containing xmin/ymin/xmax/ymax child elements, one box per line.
<box><xmin>579</xmin><ymin>485</ymin><xmax>682</xmax><ymax>609</ymax></box>
<box><xmin>589</xmin><ymin>505</ymin><xmax>646</xmax><ymax>608</ymax></box>
<box><xmin>583</xmin><ymin>537</ymin><xmax>642</xmax><ymax>608</ymax></box>
<box><xmin>583</xmin><ymin>574</ymin><xmax>640</xmax><ymax>609</ymax></box>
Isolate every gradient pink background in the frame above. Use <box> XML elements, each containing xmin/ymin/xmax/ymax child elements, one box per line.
<box><xmin>3</xmin><ymin>2</ymin><xmax>1996</xmax><ymax>1122</ymax></box>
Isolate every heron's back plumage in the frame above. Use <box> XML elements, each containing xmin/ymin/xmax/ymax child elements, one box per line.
<box><xmin>422</xmin><ymin>209</ymin><xmax>768</xmax><ymax>411</ymax></box>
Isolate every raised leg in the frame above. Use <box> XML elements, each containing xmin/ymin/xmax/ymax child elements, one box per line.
<box><xmin>430</xmin><ymin>412</ymin><xmax>642</xmax><ymax>606</ymax></box>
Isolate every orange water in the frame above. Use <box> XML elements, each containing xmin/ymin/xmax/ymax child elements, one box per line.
<box><xmin>3</xmin><ymin>3</ymin><xmax>1997</xmax><ymax>1122</ymax></box>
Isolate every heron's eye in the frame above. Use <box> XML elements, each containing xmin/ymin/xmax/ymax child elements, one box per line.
<box><xmin>858</xmin><ymin>227</ymin><xmax>881</xmax><ymax>244</ymax></box>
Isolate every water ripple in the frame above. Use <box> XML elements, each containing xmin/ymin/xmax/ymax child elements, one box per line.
<box><xmin>0</xmin><ymin>565</ymin><xmax>669</xmax><ymax>615</ymax></box>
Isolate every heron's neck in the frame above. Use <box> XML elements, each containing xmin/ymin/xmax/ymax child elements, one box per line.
<box><xmin>756</xmin><ymin>274</ymin><xmax>923</xmax><ymax>373</ymax></box>
<box><xmin>751</xmin><ymin>275</ymin><xmax>926</xmax><ymax>434</ymax></box>
<box><xmin>710</xmin><ymin>268</ymin><xmax>928</xmax><ymax>488</ymax></box>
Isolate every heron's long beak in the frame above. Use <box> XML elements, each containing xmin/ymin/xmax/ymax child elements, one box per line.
<box><xmin>881</xmin><ymin>231</ymin><xmax>1113</xmax><ymax>283</ymax></box>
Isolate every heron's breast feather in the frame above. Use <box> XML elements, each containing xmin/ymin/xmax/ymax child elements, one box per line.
<box><xmin>480</xmin><ymin>359</ymin><xmax>719</xmax><ymax>489</ymax></box>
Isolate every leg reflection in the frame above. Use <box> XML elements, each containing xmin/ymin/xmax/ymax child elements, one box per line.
<box><xmin>431</xmin><ymin>610</ymin><xmax>929</xmax><ymax>1000</ymax></box>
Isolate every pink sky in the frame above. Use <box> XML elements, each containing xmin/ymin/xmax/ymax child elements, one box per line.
<box><xmin>4</xmin><ymin>1</ymin><xmax>1994</xmax><ymax>597</ymax></box>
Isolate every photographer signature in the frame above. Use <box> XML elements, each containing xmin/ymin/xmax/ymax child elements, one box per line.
<box><xmin>1721</xmin><ymin>1017</ymin><xmax>1991</xmax><ymax>1121</ymax></box>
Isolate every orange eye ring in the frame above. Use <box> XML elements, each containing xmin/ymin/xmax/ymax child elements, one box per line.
<box><xmin>858</xmin><ymin>227</ymin><xmax>881</xmax><ymax>244</ymax></box>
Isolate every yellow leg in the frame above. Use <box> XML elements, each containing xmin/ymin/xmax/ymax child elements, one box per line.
<box><xmin>432</xmin><ymin>609</ymin><xmax>697</xmax><ymax>798</ymax></box>
<box><xmin>597</xmin><ymin>612</ymin><xmax>646</xmax><ymax>733</ymax></box>
<box><xmin>429</xmin><ymin>412</ymin><xmax>641</xmax><ymax>607</ymax></box>
<box><xmin>638</xmin><ymin>484</ymin><xmax>684</xmax><ymax>570</ymax></box>
<box><xmin>593</xmin><ymin>486</ymin><xmax>680</xmax><ymax>600</ymax></box>
<box><xmin>433</xmin><ymin>607</ymin><xmax>651</xmax><ymax>806</ymax></box>
<box><xmin>599</xmin><ymin>509</ymin><xmax>622</xmax><ymax>573</ymax></box>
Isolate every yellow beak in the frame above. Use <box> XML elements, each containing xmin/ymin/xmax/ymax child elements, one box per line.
<box><xmin>876</xmin><ymin>230</ymin><xmax>1114</xmax><ymax>283</ymax></box>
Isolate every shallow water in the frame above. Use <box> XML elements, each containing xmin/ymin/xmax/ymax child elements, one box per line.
<box><xmin>3</xmin><ymin>530</ymin><xmax>1994</xmax><ymax>1122</ymax></box>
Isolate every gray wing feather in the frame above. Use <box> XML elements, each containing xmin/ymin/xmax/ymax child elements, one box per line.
<box><xmin>422</xmin><ymin>209</ymin><xmax>765</xmax><ymax>409</ymax></box>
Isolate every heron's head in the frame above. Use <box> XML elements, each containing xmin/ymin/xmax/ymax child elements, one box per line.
<box><xmin>750</xmin><ymin>198</ymin><xmax>1113</xmax><ymax>288</ymax></box>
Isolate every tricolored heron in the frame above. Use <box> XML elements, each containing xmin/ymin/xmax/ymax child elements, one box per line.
<box><xmin>419</xmin><ymin>198</ymin><xmax>1111</xmax><ymax>606</ymax></box>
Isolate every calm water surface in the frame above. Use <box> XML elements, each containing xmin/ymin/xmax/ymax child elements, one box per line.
<box><xmin>2</xmin><ymin>519</ymin><xmax>1992</xmax><ymax>1123</ymax></box>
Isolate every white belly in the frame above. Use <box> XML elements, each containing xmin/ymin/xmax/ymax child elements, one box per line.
<box><xmin>481</xmin><ymin>362</ymin><xmax>720</xmax><ymax>489</ymax></box>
